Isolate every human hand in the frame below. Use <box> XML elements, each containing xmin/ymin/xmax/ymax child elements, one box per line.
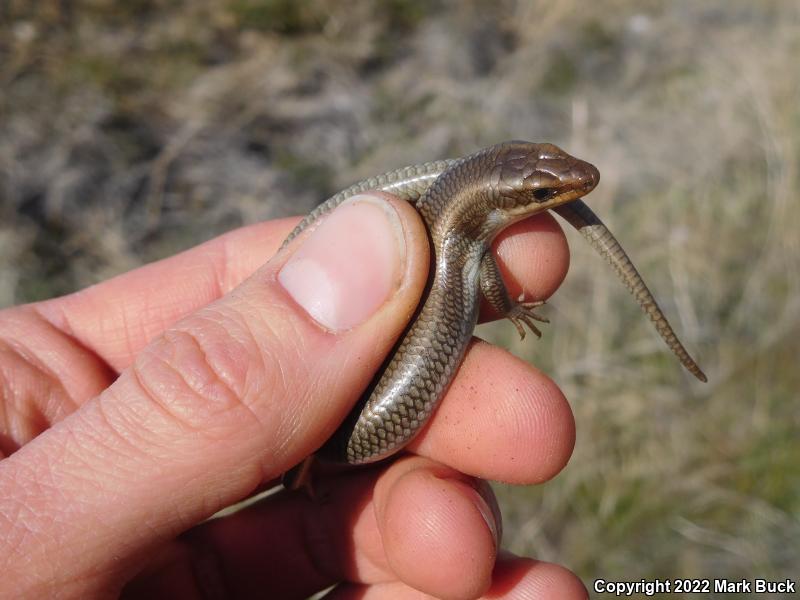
<box><xmin>0</xmin><ymin>192</ymin><xmax>586</xmax><ymax>599</ymax></box>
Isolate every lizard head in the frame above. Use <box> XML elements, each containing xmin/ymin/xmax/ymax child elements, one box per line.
<box><xmin>492</xmin><ymin>141</ymin><xmax>600</xmax><ymax>218</ymax></box>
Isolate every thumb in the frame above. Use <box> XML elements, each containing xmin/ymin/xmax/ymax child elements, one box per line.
<box><xmin>0</xmin><ymin>193</ymin><xmax>429</xmax><ymax>596</ymax></box>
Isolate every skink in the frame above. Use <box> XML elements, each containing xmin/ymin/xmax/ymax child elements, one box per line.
<box><xmin>281</xmin><ymin>141</ymin><xmax>706</xmax><ymax>467</ymax></box>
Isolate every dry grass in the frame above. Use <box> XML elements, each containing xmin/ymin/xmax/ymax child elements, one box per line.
<box><xmin>2</xmin><ymin>0</ymin><xmax>798</xmax><ymax>594</ymax></box>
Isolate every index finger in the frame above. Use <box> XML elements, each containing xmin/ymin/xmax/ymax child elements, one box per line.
<box><xmin>36</xmin><ymin>218</ymin><xmax>296</xmax><ymax>372</ymax></box>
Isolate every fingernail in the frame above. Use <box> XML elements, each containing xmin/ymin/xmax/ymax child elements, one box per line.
<box><xmin>278</xmin><ymin>195</ymin><xmax>405</xmax><ymax>331</ymax></box>
<box><xmin>471</xmin><ymin>480</ymin><xmax>502</xmax><ymax>550</ymax></box>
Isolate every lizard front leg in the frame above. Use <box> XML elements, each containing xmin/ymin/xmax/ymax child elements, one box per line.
<box><xmin>479</xmin><ymin>252</ymin><xmax>549</xmax><ymax>340</ymax></box>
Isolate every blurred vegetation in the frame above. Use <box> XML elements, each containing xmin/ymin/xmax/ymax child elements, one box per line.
<box><xmin>1</xmin><ymin>0</ymin><xmax>798</xmax><ymax>596</ymax></box>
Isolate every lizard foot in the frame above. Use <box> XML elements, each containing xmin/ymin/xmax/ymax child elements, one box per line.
<box><xmin>506</xmin><ymin>300</ymin><xmax>549</xmax><ymax>340</ymax></box>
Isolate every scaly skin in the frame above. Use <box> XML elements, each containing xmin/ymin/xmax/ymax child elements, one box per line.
<box><xmin>280</xmin><ymin>141</ymin><xmax>705</xmax><ymax>466</ymax></box>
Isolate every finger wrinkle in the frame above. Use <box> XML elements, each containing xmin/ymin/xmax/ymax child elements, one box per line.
<box><xmin>129</xmin><ymin>353</ymin><xmax>206</xmax><ymax>438</ymax></box>
<box><xmin>247</xmin><ymin>311</ymin><xmax>329</xmax><ymax>467</ymax></box>
<box><xmin>229</xmin><ymin>300</ymin><xmax>286</xmax><ymax>401</ymax></box>
<box><xmin>177</xmin><ymin>313</ymin><xmax>251</xmax><ymax>400</ymax></box>
<box><xmin>235</xmin><ymin>310</ymin><xmax>305</xmax><ymax>465</ymax></box>
<box><xmin>0</xmin><ymin>336</ymin><xmax>75</xmax><ymax>452</ymax></box>
<box><xmin>130</xmin><ymin>329</ymin><xmax>258</xmax><ymax>439</ymax></box>
<box><xmin>0</xmin><ymin>343</ymin><xmax>46</xmax><ymax>435</ymax></box>
<box><xmin>29</xmin><ymin>303</ymin><xmax>118</xmax><ymax>387</ymax></box>
<box><xmin>38</xmin><ymin>294</ymin><xmax>133</xmax><ymax>371</ymax></box>
<box><xmin>0</xmin><ymin>323</ymin><xmax>68</xmax><ymax>397</ymax></box>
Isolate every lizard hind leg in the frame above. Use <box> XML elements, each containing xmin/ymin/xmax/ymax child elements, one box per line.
<box><xmin>479</xmin><ymin>253</ymin><xmax>549</xmax><ymax>340</ymax></box>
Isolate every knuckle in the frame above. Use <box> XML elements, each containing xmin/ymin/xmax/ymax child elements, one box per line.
<box><xmin>130</xmin><ymin>312</ymin><xmax>269</xmax><ymax>436</ymax></box>
<box><xmin>0</xmin><ymin>337</ymin><xmax>70</xmax><ymax>452</ymax></box>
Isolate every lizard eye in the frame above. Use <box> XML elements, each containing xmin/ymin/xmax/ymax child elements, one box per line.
<box><xmin>532</xmin><ymin>187</ymin><xmax>556</xmax><ymax>201</ymax></box>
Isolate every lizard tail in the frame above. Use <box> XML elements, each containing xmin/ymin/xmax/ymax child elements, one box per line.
<box><xmin>555</xmin><ymin>200</ymin><xmax>707</xmax><ymax>382</ymax></box>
